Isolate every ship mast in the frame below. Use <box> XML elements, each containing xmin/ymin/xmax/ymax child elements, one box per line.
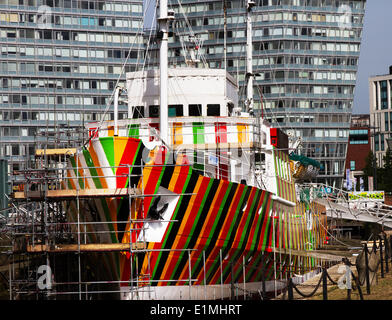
<box><xmin>246</xmin><ymin>0</ymin><xmax>255</xmax><ymax>115</ymax></box>
<box><xmin>158</xmin><ymin>0</ymin><xmax>171</xmax><ymax>145</ymax></box>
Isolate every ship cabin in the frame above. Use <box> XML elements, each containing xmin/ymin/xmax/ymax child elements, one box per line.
<box><xmin>85</xmin><ymin>67</ymin><xmax>280</xmax><ymax>190</ymax></box>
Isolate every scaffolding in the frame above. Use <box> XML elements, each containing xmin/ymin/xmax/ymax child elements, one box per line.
<box><xmin>0</xmin><ymin>124</ymin><xmax>339</xmax><ymax>301</ymax></box>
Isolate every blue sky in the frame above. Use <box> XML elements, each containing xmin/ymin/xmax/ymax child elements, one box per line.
<box><xmin>353</xmin><ymin>0</ymin><xmax>392</xmax><ymax>114</ymax></box>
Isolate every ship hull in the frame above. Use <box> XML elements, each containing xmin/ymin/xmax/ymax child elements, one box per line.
<box><xmin>65</xmin><ymin>136</ymin><xmax>327</xmax><ymax>299</ymax></box>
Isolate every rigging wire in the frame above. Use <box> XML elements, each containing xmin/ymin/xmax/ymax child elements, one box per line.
<box><xmin>83</xmin><ymin>0</ymin><xmax>154</xmax><ymax>147</ymax></box>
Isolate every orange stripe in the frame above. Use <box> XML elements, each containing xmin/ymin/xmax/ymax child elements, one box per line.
<box><xmin>177</xmin><ymin>180</ymin><xmax>225</xmax><ymax>281</ymax></box>
<box><xmin>172</xmin><ymin>122</ymin><xmax>183</xmax><ymax>146</ymax></box>
<box><xmin>89</xmin><ymin>143</ymin><xmax>108</xmax><ymax>188</ymax></box>
<box><xmin>67</xmin><ymin>169</ymin><xmax>77</xmax><ymax>190</ymax></box>
<box><xmin>76</xmin><ymin>156</ymin><xmax>90</xmax><ymax>189</ymax></box>
<box><xmin>108</xmin><ymin>125</ymin><xmax>114</xmax><ymax>137</ymax></box>
<box><xmin>159</xmin><ymin>176</ymin><xmax>204</xmax><ymax>283</ymax></box>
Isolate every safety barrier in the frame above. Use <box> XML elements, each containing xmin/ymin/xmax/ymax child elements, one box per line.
<box><xmin>281</xmin><ymin>233</ymin><xmax>392</xmax><ymax>300</ymax></box>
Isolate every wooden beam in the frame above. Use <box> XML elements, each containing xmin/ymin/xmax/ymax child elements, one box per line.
<box><xmin>25</xmin><ymin>242</ymin><xmax>146</xmax><ymax>253</ymax></box>
<box><xmin>172</xmin><ymin>142</ymin><xmax>261</xmax><ymax>150</ymax></box>
<box><xmin>35</xmin><ymin>148</ymin><xmax>77</xmax><ymax>156</ymax></box>
<box><xmin>12</xmin><ymin>188</ymin><xmax>139</xmax><ymax>200</ymax></box>
<box><xmin>275</xmin><ymin>247</ymin><xmax>352</xmax><ymax>261</ymax></box>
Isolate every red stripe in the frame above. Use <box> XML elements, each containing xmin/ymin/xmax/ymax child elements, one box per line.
<box><xmin>208</xmin><ymin>184</ymin><xmax>246</xmax><ymax>284</ymax></box>
<box><xmin>215</xmin><ymin>122</ymin><xmax>227</xmax><ymax>143</ymax></box>
<box><xmin>160</xmin><ymin>177</ymin><xmax>211</xmax><ymax>284</ymax></box>
<box><xmin>222</xmin><ymin>188</ymin><xmax>257</xmax><ymax>285</ymax></box>
<box><xmin>116</xmin><ymin>138</ymin><xmax>141</xmax><ymax>188</ymax></box>
<box><xmin>215</xmin><ymin>123</ymin><xmax>228</xmax><ymax>180</ymax></box>
<box><xmin>189</xmin><ymin>180</ymin><xmax>229</xmax><ymax>284</ymax></box>
<box><xmin>258</xmin><ymin>194</ymin><xmax>273</xmax><ymax>252</ymax></box>
<box><xmin>145</xmin><ymin>162</ymin><xmax>191</xmax><ymax>279</ymax></box>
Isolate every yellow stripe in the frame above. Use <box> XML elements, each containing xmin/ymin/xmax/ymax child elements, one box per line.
<box><xmin>159</xmin><ymin>176</ymin><xmax>204</xmax><ymax>284</ymax></box>
<box><xmin>114</xmin><ymin>137</ymin><xmax>128</xmax><ymax>168</ymax></box>
<box><xmin>237</xmin><ymin>124</ymin><xmax>248</xmax><ymax>143</ymax></box>
<box><xmin>178</xmin><ymin>180</ymin><xmax>224</xmax><ymax>281</ymax></box>
<box><xmin>141</xmin><ymin>242</ymin><xmax>156</xmax><ymax>279</ymax></box>
<box><xmin>172</xmin><ymin>123</ymin><xmax>183</xmax><ymax>146</ymax></box>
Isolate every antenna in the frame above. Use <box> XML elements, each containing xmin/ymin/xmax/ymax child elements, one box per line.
<box><xmin>245</xmin><ymin>0</ymin><xmax>256</xmax><ymax>115</ymax></box>
<box><xmin>157</xmin><ymin>0</ymin><xmax>174</xmax><ymax>145</ymax></box>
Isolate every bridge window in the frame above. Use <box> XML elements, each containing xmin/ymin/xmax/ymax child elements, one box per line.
<box><xmin>189</xmin><ymin>104</ymin><xmax>202</xmax><ymax>116</ymax></box>
<box><xmin>148</xmin><ymin>105</ymin><xmax>159</xmax><ymax>118</ymax></box>
<box><xmin>168</xmin><ymin>104</ymin><xmax>183</xmax><ymax>117</ymax></box>
<box><xmin>132</xmin><ymin>106</ymin><xmax>144</xmax><ymax>119</ymax></box>
<box><xmin>207</xmin><ymin>104</ymin><xmax>220</xmax><ymax>116</ymax></box>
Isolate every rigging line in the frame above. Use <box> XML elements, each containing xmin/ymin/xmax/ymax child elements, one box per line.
<box><xmin>175</xmin><ymin>0</ymin><xmax>208</xmax><ymax>67</ymax></box>
<box><xmin>83</xmin><ymin>0</ymin><xmax>150</xmax><ymax>147</ymax></box>
<box><xmin>129</xmin><ymin>0</ymin><xmax>158</xmax><ymax>114</ymax></box>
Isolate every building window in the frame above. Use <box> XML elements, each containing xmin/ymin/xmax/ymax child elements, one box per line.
<box><xmin>386</xmin><ymin>112</ymin><xmax>389</xmax><ymax>132</ymax></box>
<box><xmin>375</xmin><ymin>134</ymin><xmax>379</xmax><ymax>151</ymax></box>
<box><xmin>350</xmin><ymin>161</ymin><xmax>356</xmax><ymax>171</ymax></box>
<box><xmin>381</xmin><ymin>80</ymin><xmax>388</xmax><ymax>110</ymax></box>
<box><xmin>381</xmin><ymin>133</ymin><xmax>385</xmax><ymax>151</ymax></box>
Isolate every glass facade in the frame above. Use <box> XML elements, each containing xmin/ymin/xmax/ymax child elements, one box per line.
<box><xmin>0</xmin><ymin>0</ymin><xmax>144</xmax><ymax>175</ymax></box>
<box><xmin>164</xmin><ymin>0</ymin><xmax>366</xmax><ymax>186</ymax></box>
<box><xmin>370</xmin><ymin>75</ymin><xmax>392</xmax><ymax>167</ymax></box>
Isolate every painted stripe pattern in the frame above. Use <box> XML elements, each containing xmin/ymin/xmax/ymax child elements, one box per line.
<box><xmin>65</xmin><ymin>136</ymin><xmax>327</xmax><ymax>287</ymax></box>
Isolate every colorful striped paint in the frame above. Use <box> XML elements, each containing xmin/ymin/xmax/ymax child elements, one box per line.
<box><xmin>65</xmin><ymin>136</ymin><xmax>328</xmax><ymax>289</ymax></box>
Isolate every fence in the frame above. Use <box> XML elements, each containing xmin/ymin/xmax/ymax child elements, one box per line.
<box><xmin>280</xmin><ymin>233</ymin><xmax>391</xmax><ymax>300</ymax></box>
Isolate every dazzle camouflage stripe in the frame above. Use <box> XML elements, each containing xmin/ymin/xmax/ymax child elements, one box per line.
<box><xmin>65</xmin><ymin>136</ymin><xmax>327</xmax><ymax>287</ymax></box>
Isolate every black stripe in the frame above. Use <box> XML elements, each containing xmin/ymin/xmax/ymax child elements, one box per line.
<box><xmin>220</xmin><ymin>186</ymin><xmax>252</xmax><ymax>283</ymax></box>
<box><xmin>228</xmin><ymin>188</ymin><xmax>262</xmax><ymax>282</ymax></box>
<box><xmin>171</xmin><ymin>178</ymin><xmax>221</xmax><ymax>284</ymax></box>
<box><xmin>195</xmin><ymin>182</ymin><xmax>236</xmax><ymax>284</ymax></box>
<box><xmin>152</xmin><ymin>170</ymin><xmax>200</xmax><ymax>281</ymax></box>
<box><xmin>129</xmin><ymin>146</ymin><xmax>143</xmax><ymax>188</ymax></box>
<box><xmin>159</xmin><ymin>154</ymin><xmax>175</xmax><ymax>189</ymax></box>
<box><xmin>116</xmin><ymin>198</ymin><xmax>129</xmax><ymax>243</ymax></box>
<box><xmin>245</xmin><ymin>191</ymin><xmax>268</xmax><ymax>280</ymax></box>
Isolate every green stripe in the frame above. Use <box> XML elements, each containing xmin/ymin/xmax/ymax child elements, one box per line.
<box><xmin>249</xmin><ymin>191</ymin><xmax>268</xmax><ymax>252</ymax></box>
<box><xmin>241</xmin><ymin>191</ymin><xmax>269</xmax><ymax>281</ymax></box>
<box><xmin>128</xmin><ymin>124</ymin><xmax>139</xmax><ymax>138</ymax></box>
<box><xmin>169</xmin><ymin>178</ymin><xmax>214</xmax><ymax>282</ymax></box>
<box><xmin>192</xmin><ymin>122</ymin><xmax>205</xmax><ymax>144</ymax></box>
<box><xmin>150</xmin><ymin>166</ymin><xmax>194</xmax><ymax>281</ymax></box>
<box><xmin>82</xmin><ymin>149</ymin><xmax>103</xmax><ymax>189</ymax></box>
<box><xmin>272</xmin><ymin>149</ymin><xmax>279</xmax><ymax>197</ymax></box>
<box><xmin>69</xmin><ymin>157</ymin><xmax>84</xmax><ymax>189</ymax></box>
<box><xmin>222</xmin><ymin>188</ymin><xmax>260</xmax><ymax>281</ymax></box>
<box><xmin>100</xmin><ymin>137</ymin><xmax>115</xmax><ymax>174</ymax></box>
<box><xmin>208</xmin><ymin>186</ymin><xmax>249</xmax><ymax>284</ymax></box>
<box><xmin>191</xmin><ymin>182</ymin><xmax>233</xmax><ymax>278</ymax></box>
<box><xmin>192</xmin><ymin>123</ymin><xmax>205</xmax><ymax>171</ymax></box>
<box><xmin>261</xmin><ymin>199</ymin><xmax>273</xmax><ymax>252</ymax></box>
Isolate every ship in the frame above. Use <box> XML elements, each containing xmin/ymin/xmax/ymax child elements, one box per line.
<box><xmin>13</xmin><ymin>0</ymin><xmax>328</xmax><ymax>300</ymax></box>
